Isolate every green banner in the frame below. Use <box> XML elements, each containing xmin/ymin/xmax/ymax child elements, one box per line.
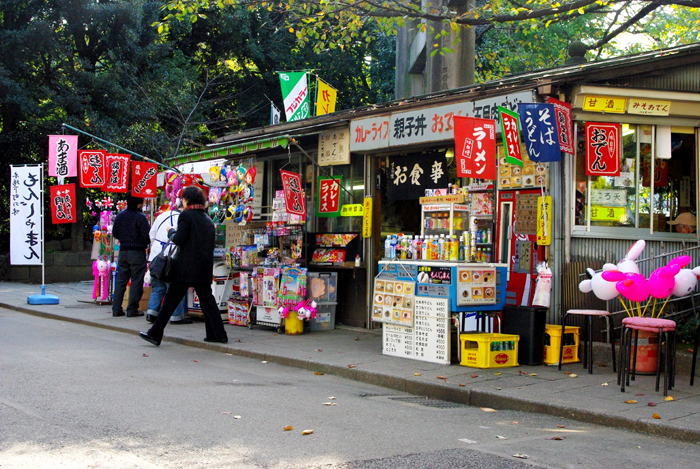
<box><xmin>279</xmin><ymin>71</ymin><xmax>310</xmax><ymax>122</ymax></box>
<box><xmin>498</xmin><ymin>106</ymin><xmax>524</xmax><ymax>167</ymax></box>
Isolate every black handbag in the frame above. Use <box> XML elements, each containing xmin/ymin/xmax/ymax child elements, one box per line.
<box><xmin>149</xmin><ymin>242</ymin><xmax>179</xmax><ymax>282</ymax></box>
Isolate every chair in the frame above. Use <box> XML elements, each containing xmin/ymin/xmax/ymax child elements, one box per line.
<box><xmin>618</xmin><ymin>316</ymin><xmax>676</xmax><ymax>396</ymax></box>
<box><xmin>559</xmin><ymin>309</ymin><xmax>616</xmax><ymax>374</ymax></box>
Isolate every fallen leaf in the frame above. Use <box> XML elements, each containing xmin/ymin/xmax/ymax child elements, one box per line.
<box><xmin>444</xmin><ymin>380</ymin><xmax>449</xmax><ymax>383</ymax></box>
<box><xmin>480</xmin><ymin>407</ymin><xmax>497</xmax><ymax>412</ymax></box>
<box><xmin>598</xmin><ymin>363</ymin><xmax>607</xmax><ymax>367</ymax></box>
<box><xmin>459</xmin><ymin>383</ymin><xmax>466</xmax><ymax>387</ymax></box>
<box><xmin>458</xmin><ymin>438</ymin><xmax>477</xmax><ymax>444</ymax></box>
<box><xmin>512</xmin><ymin>421</ymin><xmax>518</xmax><ymax>424</ymax></box>
<box><xmin>262</xmin><ymin>361</ymin><xmax>268</xmax><ymax>364</ymax></box>
<box><xmin>233</xmin><ymin>415</ymin><xmax>241</xmax><ymax>419</ymax></box>
<box><xmin>602</xmin><ymin>382</ymin><xmax>609</xmax><ymax>386</ymax></box>
<box><xmin>635</xmin><ymin>393</ymin><xmax>645</xmax><ymax>397</ymax></box>
<box><xmin>194</xmin><ymin>360</ymin><xmax>199</xmax><ymax>363</ymax></box>
<box><xmin>328</xmin><ymin>397</ymin><xmax>336</xmax><ymax>400</ymax></box>
<box><xmin>302</xmin><ymin>429</ymin><xmax>313</xmax><ymax>435</ymax></box>
<box><xmin>323</xmin><ymin>402</ymin><xmax>338</xmax><ymax>406</ymax></box>
<box><xmin>496</xmin><ymin>435</ymin><xmax>508</xmax><ymax>440</ymax></box>
<box><xmin>283</xmin><ymin>426</ymin><xmax>294</xmax><ymax>431</ymax></box>
<box><xmin>347</xmin><ymin>364</ymin><xmax>356</xmax><ymax>368</ymax></box>
<box><xmin>354</xmin><ymin>336</ymin><xmax>359</xmax><ymax>341</ymax></box>
<box><xmin>557</xmin><ymin>425</ymin><xmax>565</xmax><ymax>428</ymax></box>
<box><xmin>624</xmin><ymin>400</ymin><xmax>638</xmax><ymax>404</ymax></box>
<box><xmin>143</xmin><ymin>353</ymin><xmax>148</xmax><ymax>357</ymax></box>
<box><xmin>529</xmin><ymin>373</ymin><xmax>538</xmax><ymax>377</ymax></box>
<box><xmin>513</xmin><ymin>453</ymin><xmax>529</xmax><ymax>459</ymax></box>
<box><xmin>548</xmin><ymin>436</ymin><xmax>565</xmax><ymax>441</ymax></box>
<box><xmin>648</xmin><ymin>403</ymin><xmax>657</xmax><ymax>407</ymax></box>
<box><xmin>437</xmin><ymin>375</ymin><xmax>447</xmax><ymax>379</ymax></box>
<box><xmin>688</xmin><ymin>349</ymin><xmax>694</xmax><ymax>353</ymax></box>
<box><xmin>471</xmin><ymin>374</ymin><xmax>479</xmax><ymax>378</ymax></box>
<box><xmin>221</xmin><ymin>412</ymin><xmax>231</xmax><ymax>415</ymax></box>
<box><xmin>519</xmin><ymin>371</ymin><xmax>529</xmax><ymax>375</ymax></box>
<box><xmin>494</xmin><ymin>372</ymin><xmax>502</xmax><ymax>376</ymax></box>
<box><xmin>569</xmin><ymin>373</ymin><xmax>578</xmax><ymax>378</ymax></box>
<box><xmin>665</xmin><ymin>396</ymin><xmax>674</xmax><ymax>401</ymax></box>
<box><xmin>414</xmin><ymin>372</ymin><xmax>421</xmax><ymax>376</ymax></box>
<box><xmin>652</xmin><ymin>413</ymin><xmax>661</xmax><ymax>419</ymax></box>
<box><xmin>314</xmin><ymin>372</ymin><xmax>324</xmax><ymax>375</ymax></box>
<box><xmin>563</xmin><ymin>371</ymin><xmax>572</xmax><ymax>374</ymax></box>
<box><xmin>517</xmin><ymin>387</ymin><xmax>522</xmax><ymax>389</ymax></box>
<box><xmin>495</xmin><ymin>387</ymin><xmax>502</xmax><ymax>390</ymax></box>
<box><xmin>315</xmin><ymin>349</ymin><xmax>323</xmax><ymax>352</ymax></box>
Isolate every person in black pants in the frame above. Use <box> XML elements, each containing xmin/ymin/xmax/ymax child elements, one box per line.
<box><xmin>139</xmin><ymin>186</ymin><xmax>228</xmax><ymax>346</ymax></box>
<box><xmin>112</xmin><ymin>195</ymin><xmax>150</xmax><ymax>317</ymax></box>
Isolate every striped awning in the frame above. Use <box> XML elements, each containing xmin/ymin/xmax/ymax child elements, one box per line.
<box><xmin>167</xmin><ymin>136</ymin><xmax>289</xmax><ymax>166</ymax></box>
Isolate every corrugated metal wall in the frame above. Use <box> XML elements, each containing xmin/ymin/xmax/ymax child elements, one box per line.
<box><xmin>604</xmin><ymin>62</ymin><xmax>700</xmax><ymax>92</ymax></box>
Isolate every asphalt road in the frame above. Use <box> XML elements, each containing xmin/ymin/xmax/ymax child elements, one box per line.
<box><xmin>1</xmin><ymin>308</ymin><xmax>699</xmax><ymax>469</ymax></box>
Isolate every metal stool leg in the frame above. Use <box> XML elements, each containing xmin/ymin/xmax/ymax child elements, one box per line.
<box><xmin>692</xmin><ymin>323</ymin><xmax>700</xmax><ymax>386</ymax></box>
<box><xmin>588</xmin><ymin>315</ymin><xmax>594</xmax><ymax>374</ymax></box>
<box><xmin>621</xmin><ymin>327</ymin><xmax>629</xmax><ymax>392</ymax></box>
<box><xmin>656</xmin><ymin>328</ymin><xmax>663</xmax><ymax>393</ymax></box>
<box><xmin>617</xmin><ymin>324</ymin><xmax>625</xmax><ymax>386</ymax></box>
<box><xmin>558</xmin><ymin>313</ymin><xmax>569</xmax><ymax>371</ymax></box>
<box><xmin>631</xmin><ymin>330</ymin><xmax>639</xmax><ymax>383</ymax></box>
<box><xmin>607</xmin><ymin>316</ymin><xmax>617</xmax><ymax>373</ymax></box>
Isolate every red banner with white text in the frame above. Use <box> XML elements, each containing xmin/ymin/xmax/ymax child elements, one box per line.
<box><xmin>130</xmin><ymin>161</ymin><xmax>158</xmax><ymax>197</ymax></box>
<box><xmin>280</xmin><ymin>170</ymin><xmax>306</xmax><ymax>217</ymax></box>
<box><xmin>78</xmin><ymin>150</ymin><xmax>107</xmax><ymax>188</ymax></box>
<box><xmin>453</xmin><ymin>116</ymin><xmax>497</xmax><ymax>180</ymax></box>
<box><xmin>103</xmin><ymin>153</ymin><xmax>130</xmax><ymax>193</ymax></box>
<box><xmin>50</xmin><ymin>184</ymin><xmax>77</xmax><ymax>224</ymax></box>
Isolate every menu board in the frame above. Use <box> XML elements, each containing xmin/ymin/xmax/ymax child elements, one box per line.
<box><xmin>515</xmin><ymin>193</ymin><xmax>539</xmax><ymax>234</ymax></box>
<box><xmin>456</xmin><ymin>267</ymin><xmax>497</xmax><ymax>306</ymax></box>
<box><xmin>372</xmin><ymin>278</ymin><xmax>415</xmax><ymax>326</ymax></box>
<box><xmin>382</xmin><ymin>297</ymin><xmax>450</xmax><ymax>365</ymax></box>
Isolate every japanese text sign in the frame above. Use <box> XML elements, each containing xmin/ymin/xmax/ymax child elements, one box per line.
<box><xmin>548</xmin><ymin>97</ymin><xmax>574</xmax><ymax>154</ymax></box>
<box><xmin>387</xmin><ymin>153</ymin><xmax>448</xmax><ymax>200</ymax></box>
<box><xmin>318</xmin><ymin>128</ymin><xmax>351</xmax><ymax>166</ymax></box>
<box><xmin>130</xmin><ymin>161</ymin><xmax>158</xmax><ymax>197</ymax></box>
<box><xmin>627</xmin><ymin>98</ymin><xmax>671</xmax><ymax>116</ymax></box>
<box><xmin>316</xmin><ymin>175</ymin><xmax>343</xmax><ymax>217</ymax></box>
<box><xmin>315</xmin><ymin>78</ymin><xmax>337</xmax><ymax>116</ymax></box>
<box><xmin>10</xmin><ymin>165</ymin><xmax>42</xmax><ymax>265</ymax></box>
<box><xmin>362</xmin><ymin>197</ymin><xmax>373</xmax><ymax>238</ymax></box>
<box><xmin>582</xmin><ymin>95</ymin><xmax>626</xmax><ymax>113</ymax></box>
<box><xmin>497</xmin><ymin>106</ymin><xmax>523</xmax><ymax>167</ymax></box>
<box><xmin>453</xmin><ymin>116</ymin><xmax>497</xmax><ymax>180</ymax></box>
<box><xmin>48</xmin><ymin>135</ymin><xmax>78</xmax><ymax>177</ymax></box>
<box><xmin>50</xmin><ymin>184</ymin><xmax>76</xmax><ymax>224</ymax></box>
<box><xmin>585</xmin><ymin>122</ymin><xmax>621</xmax><ymax>176</ymax></box>
<box><xmin>340</xmin><ymin>204</ymin><xmax>363</xmax><ymax>217</ymax></box>
<box><xmin>103</xmin><ymin>153</ymin><xmax>130</xmax><ymax>193</ymax></box>
<box><xmin>519</xmin><ymin>103</ymin><xmax>561</xmax><ymax>162</ymax></box>
<box><xmin>78</xmin><ymin>150</ymin><xmax>107</xmax><ymax>188</ymax></box>
<box><xmin>280</xmin><ymin>170</ymin><xmax>306</xmax><ymax>217</ymax></box>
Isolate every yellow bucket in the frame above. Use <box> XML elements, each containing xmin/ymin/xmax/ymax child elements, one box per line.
<box><xmin>284</xmin><ymin>314</ymin><xmax>304</xmax><ymax>335</ymax></box>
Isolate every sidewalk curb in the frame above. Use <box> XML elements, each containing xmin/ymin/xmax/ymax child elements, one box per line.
<box><xmin>4</xmin><ymin>301</ymin><xmax>699</xmax><ymax>443</ymax></box>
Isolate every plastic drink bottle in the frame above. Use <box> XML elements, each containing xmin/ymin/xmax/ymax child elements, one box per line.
<box><xmin>458</xmin><ymin>235</ymin><xmax>465</xmax><ymax>261</ymax></box>
<box><xmin>390</xmin><ymin>235</ymin><xmax>397</xmax><ymax>259</ymax></box>
<box><xmin>422</xmin><ymin>236</ymin><xmax>428</xmax><ymax>260</ymax></box>
<box><xmin>415</xmin><ymin>236</ymin><xmax>422</xmax><ymax>260</ymax></box>
<box><xmin>384</xmin><ymin>236</ymin><xmax>392</xmax><ymax>259</ymax></box>
<box><xmin>438</xmin><ymin>234</ymin><xmax>445</xmax><ymax>260</ymax></box>
<box><xmin>450</xmin><ymin>235</ymin><xmax>459</xmax><ymax>261</ymax></box>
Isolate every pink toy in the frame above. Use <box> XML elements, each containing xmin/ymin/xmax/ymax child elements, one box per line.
<box><xmin>669</xmin><ymin>255</ymin><xmax>692</xmax><ymax>268</ymax></box>
<box><xmin>617</xmin><ymin>239</ymin><xmax>645</xmax><ymax>274</ymax></box>
<box><xmin>92</xmin><ymin>260</ymin><xmax>100</xmax><ymax>300</ymax></box>
<box><xmin>613</xmin><ymin>273</ymin><xmax>650</xmax><ymax>303</ymax></box>
<box><xmin>579</xmin><ymin>264</ymin><xmax>619</xmax><ymax>301</ymax></box>
<box><xmin>648</xmin><ymin>263</ymin><xmax>681</xmax><ymax>299</ymax></box>
<box><xmin>97</xmin><ymin>260</ymin><xmax>109</xmax><ymax>301</ymax></box>
<box><xmin>672</xmin><ymin>268</ymin><xmax>699</xmax><ymax>297</ymax></box>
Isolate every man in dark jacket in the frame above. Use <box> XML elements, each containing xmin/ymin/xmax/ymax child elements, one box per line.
<box><xmin>112</xmin><ymin>195</ymin><xmax>150</xmax><ymax>317</ymax></box>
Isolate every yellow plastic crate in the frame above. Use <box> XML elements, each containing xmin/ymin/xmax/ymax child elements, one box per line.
<box><xmin>459</xmin><ymin>333</ymin><xmax>520</xmax><ymax>368</ymax></box>
<box><xmin>544</xmin><ymin>324</ymin><xmax>580</xmax><ymax>365</ymax></box>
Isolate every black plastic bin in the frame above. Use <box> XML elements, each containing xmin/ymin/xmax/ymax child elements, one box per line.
<box><xmin>501</xmin><ymin>306</ymin><xmax>548</xmax><ymax>366</ymax></box>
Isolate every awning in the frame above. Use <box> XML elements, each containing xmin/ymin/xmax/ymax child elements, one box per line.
<box><xmin>167</xmin><ymin>136</ymin><xmax>289</xmax><ymax>166</ymax></box>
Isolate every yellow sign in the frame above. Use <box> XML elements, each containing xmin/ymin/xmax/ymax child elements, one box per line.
<box><xmin>590</xmin><ymin>206</ymin><xmax>626</xmax><ymax>222</ymax></box>
<box><xmin>418</xmin><ymin>195</ymin><xmax>465</xmax><ymax>204</ymax></box>
<box><xmin>341</xmin><ymin>204</ymin><xmax>364</xmax><ymax>217</ymax></box>
<box><xmin>536</xmin><ymin>195</ymin><xmax>552</xmax><ymax>246</ymax></box>
<box><xmin>315</xmin><ymin>78</ymin><xmax>337</xmax><ymax>116</ymax></box>
<box><xmin>582</xmin><ymin>95</ymin><xmax>626</xmax><ymax>113</ymax></box>
<box><xmin>362</xmin><ymin>197</ymin><xmax>373</xmax><ymax>238</ymax></box>
<box><xmin>627</xmin><ymin>98</ymin><xmax>671</xmax><ymax>116</ymax></box>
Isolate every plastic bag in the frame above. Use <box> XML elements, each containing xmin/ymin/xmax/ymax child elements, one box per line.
<box><xmin>532</xmin><ymin>262</ymin><xmax>552</xmax><ymax>308</ymax></box>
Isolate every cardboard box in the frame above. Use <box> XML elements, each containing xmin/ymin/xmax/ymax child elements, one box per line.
<box><xmin>122</xmin><ymin>286</ymin><xmax>152</xmax><ymax>311</ymax></box>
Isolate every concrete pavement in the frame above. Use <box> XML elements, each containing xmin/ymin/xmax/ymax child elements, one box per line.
<box><xmin>2</xmin><ymin>281</ymin><xmax>700</xmax><ymax>443</ymax></box>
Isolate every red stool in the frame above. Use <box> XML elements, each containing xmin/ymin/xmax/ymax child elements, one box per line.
<box><xmin>559</xmin><ymin>309</ymin><xmax>616</xmax><ymax>374</ymax></box>
<box><xmin>618</xmin><ymin>317</ymin><xmax>676</xmax><ymax>396</ymax></box>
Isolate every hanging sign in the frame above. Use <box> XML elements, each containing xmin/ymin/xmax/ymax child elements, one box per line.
<box><xmin>387</xmin><ymin>153</ymin><xmax>448</xmax><ymax>200</ymax></box>
<box><xmin>315</xmin><ymin>77</ymin><xmax>337</xmax><ymax>116</ymax></box>
<box><xmin>582</xmin><ymin>95</ymin><xmax>626</xmax><ymax>113</ymax></box>
<box><xmin>497</xmin><ymin>106</ymin><xmax>523</xmax><ymax>167</ymax></box>
<box><xmin>585</xmin><ymin>122</ymin><xmax>621</xmax><ymax>176</ymax></box>
<box><xmin>10</xmin><ymin>165</ymin><xmax>42</xmax><ymax>265</ymax></box>
<box><xmin>519</xmin><ymin>103</ymin><xmax>561</xmax><ymax>162</ymax></box>
<box><xmin>48</xmin><ymin>135</ymin><xmax>78</xmax><ymax>177</ymax></box>
<box><xmin>536</xmin><ymin>195</ymin><xmax>552</xmax><ymax>246</ymax></box>
<box><xmin>316</xmin><ymin>175</ymin><xmax>343</xmax><ymax>217</ymax></box>
<box><xmin>279</xmin><ymin>71</ymin><xmax>310</xmax><ymax>122</ymax></box>
<box><xmin>340</xmin><ymin>204</ymin><xmax>363</xmax><ymax>217</ymax></box>
<box><xmin>453</xmin><ymin>116</ymin><xmax>498</xmax><ymax>179</ymax></box>
<box><xmin>103</xmin><ymin>153</ymin><xmax>130</xmax><ymax>193</ymax></box>
<box><xmin>362</xmin><ymin>196</ymin><xmax>373</xmax><ymax>238</ymax></box>
<box><xmin>49</xmin><ymin>184</ymin><xmax>76</xmax><ymax>224</ymax></box>
<box><xmin>318</xmin><ymin>128</ymin><xmax>351</xmax><ymax>166</ymax></box>
<box><xmin>548</xmin><ymin>97</ymin><xmax>574</xmax><ymax>154</ymax></box>
<box><xmin>627</xmin><ymin>98</ymin><xmax>671</xmax><ymax>116</ymax></box>
<box><xmin>130</xmin><ymin>161</ymin><xmax>158</xmax><ymax>197</ymax></box>
<box><xmin>78</xmin><ymin>150</ymin><xmax>107</xmax><ymax>188</ymax></box>
<box><xmin>280</xmin><ymin>169</ymin><xmax>306</xmax><ymax>217</ymax></box>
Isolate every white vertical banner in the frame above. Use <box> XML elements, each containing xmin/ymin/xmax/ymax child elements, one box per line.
<box><xmin>10</xmin><ymin>165</ymin><xmax>43</xmax><ymax>265</ymax></box>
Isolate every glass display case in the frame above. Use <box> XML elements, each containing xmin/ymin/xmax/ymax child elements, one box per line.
<box><xmin>421</xmin><ymin>202</ymin><xmax>470</xmax><ymax>239</ymax></box>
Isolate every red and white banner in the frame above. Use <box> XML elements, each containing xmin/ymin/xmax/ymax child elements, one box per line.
<box><xmin>453</xmin><ymin>116</ymin><xmax>497</xmax><ymax>180</ymax></box>
<box><xmin>130</xmin><ymin>161</ymin><xmax>158</xmax><ymax>197</ymax></box>
<box><xmin>78</xmin><ymin>150</ymin><xmax>107</xmax><ymax>187</ymax></box>
<box><xmin>103</xmin><ymin>153</ymin><xmax>130</xmax><ymax>193</ymax></box>
<box><xmin>585</xmin><ymin>122</ymin><xmax>621</xmax><ymax>177</ymax></box>
<box><xmin>548</xmin><ymin>97</ymin><xmax>574</xmax><ymax>154</ymax></box>
<box><xmin>49</xmin><ymin>184</ymin><xmax>77</xmax><ymax>224</ymax></box>
<box><xmin>280</xmin><ymin>169</ymin><xmax>306</xmax><ymax>217</ymax></box>
<box><xmin>48</xmin><ymin>135</ymin><xmax>78</xmax><ymax>177</ymax></box>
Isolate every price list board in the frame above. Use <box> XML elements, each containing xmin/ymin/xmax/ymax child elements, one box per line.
<box><xmin>382</xmin><ymin>297</ymin><xmax>450</xmax><ymax>365</ymax></box>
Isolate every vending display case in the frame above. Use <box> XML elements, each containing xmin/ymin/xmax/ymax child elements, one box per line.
<box><xmin>420</xmin><ymin>201</ymin><xmax>470</xmax><ymax>239</ymax></box>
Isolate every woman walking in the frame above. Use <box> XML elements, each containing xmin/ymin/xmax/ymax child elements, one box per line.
<box><xmin>139</xmin><ymin>186</ymin><xmax>228</xmax><ymax>346</ymax></box>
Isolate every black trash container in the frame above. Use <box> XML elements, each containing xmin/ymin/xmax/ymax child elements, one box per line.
<box><xmin>501</xmin><ymin>306</ymin><xmax>548</xmax><ymax>366</ymax></box>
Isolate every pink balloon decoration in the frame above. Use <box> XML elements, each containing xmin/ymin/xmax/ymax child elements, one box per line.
<box><xmin>648</xmin><ymin>264</ymin><xmax>680</xmax><ymax>299</ymax></box>
<box><xmin>615</xmin><ymin>273</ymin><xmax>650</xmax><ymax>302</ymax></box>
<box><xmin>669</xmin><ymin>255</ymin><xmax>692</xmax><ymax>268</ymax></box>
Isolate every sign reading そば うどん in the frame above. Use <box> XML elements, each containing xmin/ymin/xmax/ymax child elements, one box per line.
<box><xmin>79</xmin><ymin>150</ymin><xmax>106</xmax><ymax>188</ymax></box>
<box><xmin>280</xmin><ymin>170</ymin><xmax>306</xmax><ymax>217</ymax></box>
<box><xmin>103</xmin><ymin>154</ymin><xmax>130</xmax><ymax>193</ymax></box>
<box><xmin>50</xmin><ymin>184</ymin><xmax>76</xmax><ymax>224</ymax></box>
<box><xmin>130</xmin><ymin>161</ymin><xmax>158</xmax><ymax>197</ymax></box>
<box><xmin>585</xmin><ymin>122</ymin><xmax>621</xmax><ymax>177</ymax></box>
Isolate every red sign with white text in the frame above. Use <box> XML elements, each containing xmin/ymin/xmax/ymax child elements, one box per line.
<box><xmin>78</xmin><ymin>150</ymin><xmax>107</xmax><ymax>188</ymax></box>
<box><xmin>585</xmin><ymin>122</ymin><xmax>621</xmax><ymax>176</ymax></box>
<box><xmin>130</xmin><ymin>161</ymin><xmax>158</xmax><ymax>197</ymax></box>
<box><xmin>548</xmin><ymin>97</ymin><xmax>574</xmax><ymax>154</ymax></box>
<box><xmin>49</xmin><ymin>184</ymin><xmax>76</xmax><ymax>224</ymax></box>
<box><xmin>103</xmin><ymin>153</ymin><xmax>130</xmax><ymax>193</ymax></box>
<box><xmin>317</xmin><ymin>176</ymin><xmax>342</xmax><ymax>217</ymax></box>
<box><xmin>280</xmin><ymin>170</ymin><xmax>306</xmax><ymax>217</ymax></box>
<box><xmin>453</xmin><ymin>116</ymin><xmax>497</xmax><ymax>180</ymax></box>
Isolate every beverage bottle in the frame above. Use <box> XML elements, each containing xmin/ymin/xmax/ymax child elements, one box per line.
<box><xmin>400</xmin><ymin>235</ymin><xmax>407</xmax><ymax>259</ymax></box>
<box><xmin>384</xmin><ymin>235</ymin><xmax>391</xmax><ymax>259</ymax></box>
<box><xmin>458</xmin><ymin>235</ymin><xmax>465</xmax><ymax>261</ymax></box>
<box><xmin>450</xmin><ymin>235</ymin><xmax>459</xmax><ymax>261</ymax></box>
<box><xmin>470</xmin><ymin>243</ymin><xmax>476</xmax><ymax>262</ymax></box>
<box><xmin>422</xmin><ymin>236</ymin><xmax>428</xmax><ymax>260</ymax></box>
<box><xmin>438</xmin><ymin>234</ymin><xmax>445</xmax><ymax>260</ymax></box>
<box><xmin>407</xmin><ymin>235</ymin><xmax>413</xmax><ymax>259</ymax></box>
<box><xmin>476</xmin><ymin>230</ymin><xmax>482</xmax><ymax>244</ymax></box>
<box><xmin>485</xmin><ymin>248</ymin><xmax>491</xmax><ymax>263</ymax></box>
<box><xmin>390</xmin><ymin>235</ymin><xmax>397</xmax><ymax>259</ymax></box>
<box><xmin>415</xmin><ymin>236</ymin><xmax>422</xmax><ymax>260</ymax></box>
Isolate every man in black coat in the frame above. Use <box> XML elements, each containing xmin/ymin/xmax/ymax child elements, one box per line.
<box><xmin>112</xmin><ymin>195</ymin><xmax>150</xmax><ymax>317</ymax></box>
<box><xmin>139</xmin><ymin>186</ymin><xmax>227</xmax><ymax>346</ymax></box>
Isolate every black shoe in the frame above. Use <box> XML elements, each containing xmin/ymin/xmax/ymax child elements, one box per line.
<box><xmin>170</xmin><ymin>317</ymin><xmax>194</xmax><ymax>325</ymax></box>
<box><xmin>139</xmin><ymin>331</ymin><xmax>161</xmax><ymax>346</ymax></box>
<box><xmin>203</xmin><ymin>336</ymin><xmax>228</xmax><ymax>344</ymax></box>
<box><xmin>126</xmin><ymin>311</ymin><xmax>145</xmax><ymax>317</ymax></box>
<box><xmin>113</xmin><ymin>311</ymin><xmax>125</xmax><ymax>317</ymax></box>
<box><xmin>146</xmin><ymin>314</ymin><xmax>157</xmax><ymax>323</ymax></box>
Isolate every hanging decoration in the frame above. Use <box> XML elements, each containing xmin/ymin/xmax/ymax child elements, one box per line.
<box><xmin>548</xmin><ymin>97</ymin><xmax>574</xmax><ymax>154</ymax></box>
<box><xmin>130</xmin><ymin>161</ymin><xmax>158</xmax><ymax>197</ymax></box>
<box><xmin>48</xmin><ymin>135</ymin><xmax>78</xmax><ymax>178</ymax></box>
<box><xmin>316</xmin><ymin>175</ymin><xmax>342</xmax><ymax>217</ymax></box>
<box><xmin>103</xmin><ymin>153</ymin><xmax>130</xmax><ymax>193</ymax></box>
<box><xmin>49</xmin><ymin>184</ymin><xmax>76</xmax><ymax>224</ymax></box>
<box><xmin>280</xmin><ymin>169</ymin><xmax>306</xmax><ymax>218</ymax></box>
<box><xmin>518</xmin><ymin>103</ymin><xmax>561</xmax><ymax>162</ymax></box>
<box><xmin>497</xmin><ymin>106</ymin><xmax>523</xmax><ymax>167</ymax></box>
<box><xmin>453</xmin><ymin>116</ymin><xmax>498</xmax><ymax>180</ymax></box>
<box><xmin>585</xmin><ymin>122</ymin><xmax>621</xmax><ymax>176</ymax></box>
<box><xmin>79</xmin><ymin>150</ymin><xmax>107</xmax><ymax>188</ymax></box>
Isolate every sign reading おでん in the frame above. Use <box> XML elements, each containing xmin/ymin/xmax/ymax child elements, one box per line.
<box><xmin>585</xmin><ymin>122</ymin><xmax>621</xmax><ymax>177</ymax></box>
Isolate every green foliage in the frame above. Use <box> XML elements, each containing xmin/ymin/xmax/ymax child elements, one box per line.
<box><xmin>675</xmin><ymin>315</ymin><xmax>700</xmax><ymax>344</ymax></box>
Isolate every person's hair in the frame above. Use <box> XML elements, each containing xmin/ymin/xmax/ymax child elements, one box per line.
<box><xmin>126</xmin><ymin>195</ymin><xmax>144</xmax><ymax>210</ymax></box>
<box><xmin>182</xmin><ymin>186</ymin><xmax>206</xmax><ymax>205</ymax></box>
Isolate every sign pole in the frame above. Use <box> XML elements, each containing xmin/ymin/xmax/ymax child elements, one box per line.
<box><xmin>28</xmin><ymin>164</ymin><xmax>59</xmax><ymax>305</ymax></box>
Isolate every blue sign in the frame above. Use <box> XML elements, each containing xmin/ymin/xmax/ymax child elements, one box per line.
<box><xmin>518</xmin><ymin>103</ymin><xmax>561</xmax><ymax>162</ymax></box>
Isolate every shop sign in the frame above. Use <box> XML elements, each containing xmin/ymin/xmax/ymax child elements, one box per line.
<box><xmin>318</xmin><ymin>128</ymin><xmax>350</xmax><ymax>166</ymax></box>
<box><xmin>362</xmin><ymin>196</ymin><xmax>372</xmax><ymax>238</ymax></box>
<box><xmin>548</xmin><ymin>97</ymin><xmax>574</xmax><ymax>154</ymax></box>
<box><xmin>418</xmin><ymin>195</ymin><xmax>464</xmax><ymax>204</ymax></box>
<box><xmin>48</xmin><ymin>135</ymin><xmax>78</xmax><ymax>178</ymax></box>
<box><xmin>417</xmin><ymin>265</ymin><xmax>452</xmax><ymax>285</ymax></box>
<box><xmin>387</xmin><ymin>153</ymin><xmax>448</xmax><ymax>201</ymax></box>
<box><xmin>497</xmin><ymin>106</ymin><xmax>523</xmax><ymax>167</ymax></box>
<box><xmin>582</xmin><ymin>95</ymin><xmax>626</xmax><ymax>113</ymax></box>
<box><xmin>315</xmin><ymin>77</ymin><xmax>337</xmax><ymax>116</ymax></box>
<box><xmin>130</xmin><ymin>161</ymin><xmax>158</xmax><ymax>197</ymax></box>
<box><xmin>585</xmin><ymin>122</ymin><xmax>621</xmax><ymax>176</ymax></box>
<box><xmin>422</xmin><ymin>203</ymin><xmax>451</xmax><ymax>212</ymax></box>
<box><xmin>102</xmin><ymin>153</ymin><xmax>130</xmax><ymax>193</ymax></box>
<box><xmin>642</xmin><ymin>158</ymin><xmax>668</xmax><ymax>187</ymax></box>
<box><xmin>340</xmin><ymin>203</ymin><xmax>363</xmax><ymax>217</ymax></box>
<box><xmin>627</xmin><ymin>98</ymin><xmax>671</xmax><ymax>116</ymax></box>
<box><xmin>350</xmin><ymin>90</ymin><xmax>534</xmax><ymax>152</ymax></box>
<box><xmin>280</xmin><ymin>169</ymin><xmax>306</xmax><ymax>217</ymax></box>
<box><xmin>518</xmin><ymin>103</ymin><xmax>561</xmax><ymax>162</ymax></box>
<box><xmin>536</xmin><ymin>195</ymin><xmax>552</xmax><ymax>246</ymax></box>
<box><xmin>279</xmin><ymin>71</ymin><xmax>310</xmax><ymax>122</ymax></box>
<box><xmin>590</xmin><ymin>206</ymin><xmax>626</xmax><ymax>222</ymax></box>
<box><xmin>590</xmin><ymin>188</ymin><xmax>627</xmax><ymax>207</ymax></box>
<box><xmin>10</xmin><ymin>165</ymin><xmax>42</xmax><ymax>265</ymax></box>
<box><xmin>49</xmin><ymin>184</ymin><xmax>76</xmax><ymax>224</ymax></box>
<box><xmin>453</xmin><ymin>116</ymin><xmax>498</xmax><ymax>179</ymax></box>
<box><xmin>316</xmin><ymin>175</ymin><xmax>342</xmax><ymax>217</ymax></box>
<box><xmin>78</xmin><ymin>150</ymin><xmax>106</xmax><ymax>188</ymax></box>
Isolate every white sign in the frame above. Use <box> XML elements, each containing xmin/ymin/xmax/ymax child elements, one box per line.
<box><xmin>318</xmin><ymin>128</ymin><xmax>351</xmax><ymax>166</ymax></box>
<box><xmin>350</xmin><ymin>90</ymin><xmax>534</xmax><ymax>152</ymax></box>
<box><xmin>10</xmin><ymin>165</ymin><xmax>43</xmax><ymax>265</ymax></box>
<box><xmin>252</xmin><ymin>161</ymin><xmax>264</xmax><ymax>219</ymax></box>
<box><xmin>382</xmin><ymin>297</ymin><xmax>450</xmax><ymax>365</ymax></box>
<box><xmin>590</xmin><ymin>188</ymin><xmax>627</xmax><ymax>207</ymax></box>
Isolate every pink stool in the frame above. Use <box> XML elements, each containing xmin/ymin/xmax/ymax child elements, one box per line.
<box><xmin>559</xmin><ymin>309</ymin><xmax>616</xmax><ymax>374</ymax></box>
<box><xmin>618</xmin><ymin>316</ymin><xmax>676</xmax><ymax>396</ymax></box>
